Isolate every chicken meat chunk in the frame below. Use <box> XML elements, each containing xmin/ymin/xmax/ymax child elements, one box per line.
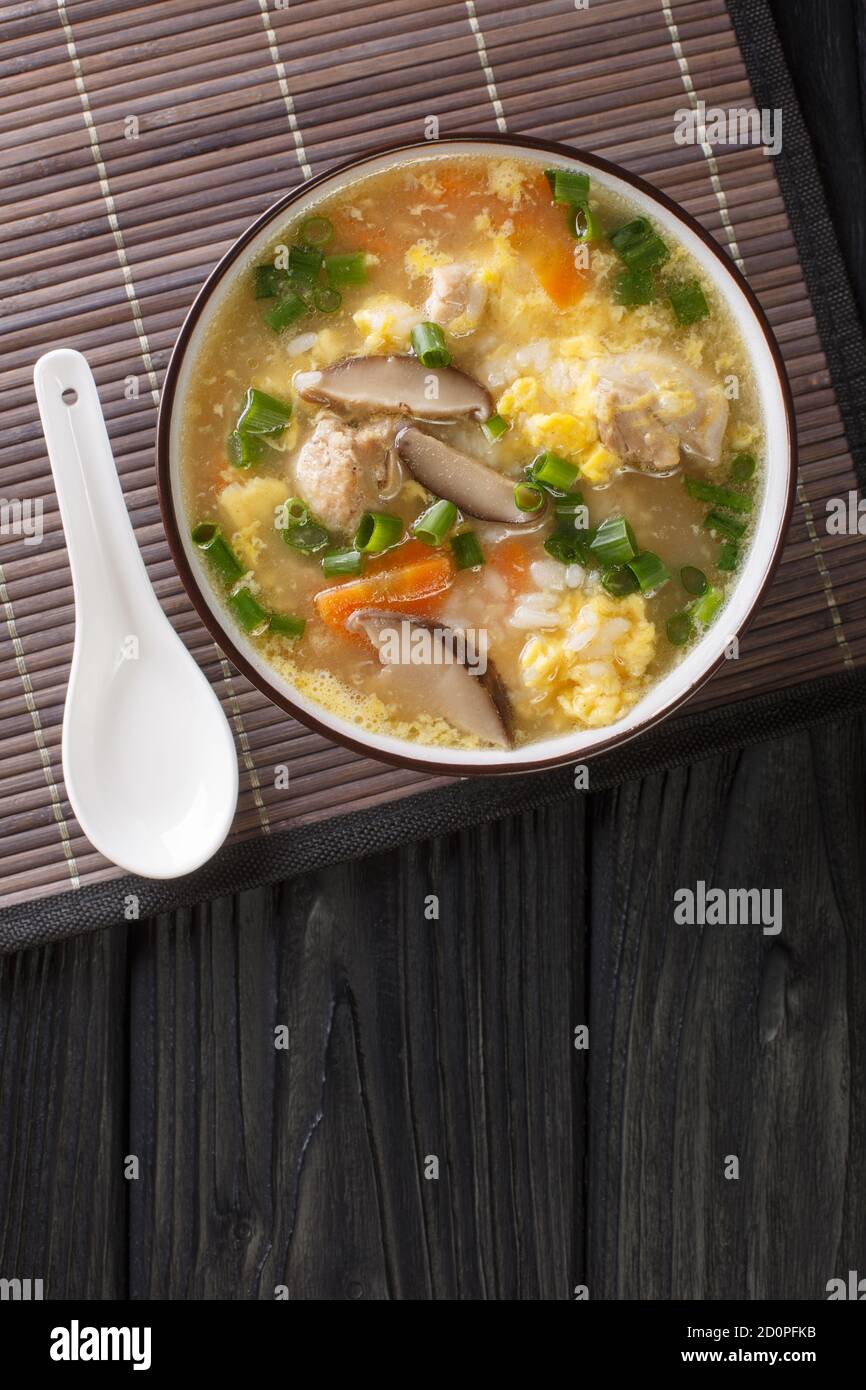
<box><xmin>293</xmin><ymin>415</ymin><xmax>398</xmax><ymax>534</ymax></box>
<box><xmin>591</xmin><ymin>351</ymin><xmax>729</xmax><ymax>471</ymax></box>
<box><xmin>423</xmin><ymin>262</ymin><xmax>487</xmax><ymax>335</ymax></box>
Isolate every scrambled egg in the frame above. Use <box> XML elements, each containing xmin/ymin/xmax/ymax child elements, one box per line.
<box><xmin>486</xmin><ymin>159</ymin><xmax>531</xmax><ymax>208</ymax></box>
<box><xmin>405</xmin><ymin>240</ymin><xmax>450</xmax><ymax>278</ymax></box>
<box><xmin>352</xmin><ymin>294</ymin><xmax>416</xmax><ymax>351</ymax></box>
<box><xmin>218</xmin><ymin>475</ymin><xmax>290</xmax><ymax>567</ymax></box>
<box><xmin>520</xmin><ymin>592</ymin><xmax>656</xmax><ymax>728</ymax></box>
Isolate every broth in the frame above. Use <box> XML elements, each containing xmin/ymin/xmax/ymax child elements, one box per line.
<box><xmin>180</xmin><ymin>154</ymin><xmax>762</xmax><ymax>750</ymax></box>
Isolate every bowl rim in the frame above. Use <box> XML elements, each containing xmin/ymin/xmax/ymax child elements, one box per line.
<box><xmin>156</xmin><ymin>132</ymin><xmax>797</xmax><ymax>778</ymax></box>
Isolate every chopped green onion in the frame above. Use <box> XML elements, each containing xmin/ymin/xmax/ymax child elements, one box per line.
<box><xmin>299</xmin><ymin>215</ymin><xmax>333</xmax><ymax>247</ymax></box>
<box><xmin>680</xmin><ymin>565</ymin><xmax>708</xmax><ymax>596</ymax></box>
<box><xmin>531</xmin><ymin>451</ymin><xmax>579</xmax><ymax>492</ymax></box>
<box><xmin>264</xmin><ymin>291</ymin><xmax>308</xmax><ymax>333</ymax></box>
<box><xmin>481</xmin><ymin>413</ymin><xmax>508</xmax><ymax>443</ymax></box>
<box><xmin>544</xmin><ymin>531</ymin><xmax>590</xmax><ymax>565</ymax></box>
<box><xmin>667</xmin><ymin>279</ymin><xmax>710</xmax><ymax>325</ymax></box>
<box><xmin>602</xmin><ymin>565</ymin><xmax>639</xmax><ymax>597</ymax></box>
<box><xmin>313</xmin><ymin>285</ymin><xmax>342</xmax><ymax>314</ymax></box>
<box><xmin>684</xmin><ymin>475</ymin><xmax>752</xmax><ymax>512</ymax></box>
<box><xmin>282</xmin><ymin>520</ymin><xmax>330</xmax><ymax>553</ymax></box>
<box><xmin>282</xmin><ymin>497</ymin><xmax>310</xmax><ymax>528</ymax></box>
<box><xmin>704</xmin><ymin>509</ymin><xmax>746</xmax><ymax>540</ymax></box>
<box><xmin>228</xmin><ymin>587</ymin><xmax>270</xmax><ymax>635</ymax></box>
<box><xmin>691</xmin><ymin>586</ymin><xmax>723</xmax><ymax>626</ymax></box>
<box><xmin>613</xmin><ymin>268</ymin><xmax>656</xmax><ymax>306</ymax></box>
<box><xmin>666</xmin><ymin>611</ymin><xmax>694</xmax><ymax>646</ymax></box>
<box><xmin>191</xmin><ymin>522</ymin><xmax>246</xmax><ymax>587</ymax></box>
<box><xmin>717</xmin><ymin>541</ymin><xmax>739</xmax><ymax>572</ymax></box>
<box><xmin>412</xmin><ymin>498</ymin><xmax>457</xmax><ymax>546</ymax></box>
<box><xmin>545</xmin><ymin>168</ymin><xmax>590</xmax><ymax>205</ymax></box>
<box><xmin>569</xmin><ymin>203</ymin><xmax>603</xmax><ymax>242</ymax></box>
<box><xmin>450</xmin><ymin>530</ymin><xmax>485</xmax><ymax>570</ymax></box>
<box><xmin>354</xmin><ymin>510</ymin><xmax>405</xmax><ymax>553</ymax></box>
<box><xmin>268</xmin><ymin>612</ymin><xmax>306</xmax><ymax>638</ymax></box>
<box><xmin>729</xmin><ymin>451</ymin><xmax>757</xmax><ymax>483</ymax></box>
<box><xmin>288</xmin><ymin>243</ymin><xmax>324</xmax><ymax>283</ymax></box>
<box><xmin>322</xmin><ymin>548</ymin><xmax>364</xmax><ymax>579</ymax></box>
<box><xmin>411</xmin><ymin>321</ymin><xmax>451</xmax><ymax>369</ymax></box>
<box><xmin>609</xmin><ymin>218</ymin><xmax>669</xmax><ymax>271</ymax></box>
<box><xmin>627</xmin><ymin>550</ymin><xmax>669</xmax><ymax>593</ymax></box>
<box><xmin>227</xmin><ymin>430</ymin><xmax>266</xmax><ymax>469</ymax></box>
<box><xmin>514</xmin><ymin>480</ymin><xmax>545</xmax><ymax>513</ymax></box>
<box><xmin>254</xmin><ymin>264</ymin><xmax>284</xmax><ymax>299</ymax></box>
<box><xmin>325</xmin><ymin>252</ymin><xmax>367</xmax><ymax>288</ymax></box>
<box><xmin>236</xmin><ymin>386</ymin><xmax>293</xmax><ymax>436</ymax></box>
<box><xmin>589</xmin><ymin>515</ymin><xmax>637</xmax><ymax>565</ymax></box>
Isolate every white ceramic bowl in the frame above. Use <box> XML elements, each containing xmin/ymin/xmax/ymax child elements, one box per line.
<box><xmin>157</xmin><ymin>136</ymin><xmax>795</xmax><ymax>776</ymax></box>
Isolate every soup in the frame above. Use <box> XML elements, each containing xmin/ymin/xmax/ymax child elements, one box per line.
<box><xmin>180</xmin><ymin>154</ymin><xmax>762</xmax><ymax>751</ymax></box>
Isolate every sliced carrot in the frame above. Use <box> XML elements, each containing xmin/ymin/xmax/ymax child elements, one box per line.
<box><xmin>531</xmin><ymin>243</ymin><xmax>587</xmax><ymax>308</ymax></box>
<box><xmin>315</xmin><ymin>552</ymin><xmax>454</xmax><ymax>637</ymax></box>
<box><xmin>489</xmin><ymin>537</ymin><xmax>530</xmax><ymax>595</ymax></box>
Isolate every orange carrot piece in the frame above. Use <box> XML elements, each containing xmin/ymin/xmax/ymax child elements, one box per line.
<box><xmin>315</xmin><ymin>553</ymin><xmax>454</xmax><ymax>636</ymax></box>
<box><xmin>532</xmin><ymin>244</ymin><xmax>587</xmax><ymax>308</ymax></box>
<box><xmin>489</xmin><ymin>538</ymin><xmax>530</xmax><ymax>595</ymax></box>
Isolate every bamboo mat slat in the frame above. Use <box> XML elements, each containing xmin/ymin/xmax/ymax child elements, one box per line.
<box><xmin>0</xmin><ymin>0</ymin><xmax>862</xmax><ymax>912</ymax></box>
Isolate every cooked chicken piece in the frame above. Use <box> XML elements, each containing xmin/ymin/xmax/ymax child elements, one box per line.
<box><xmin>591</xmin><ymin>352</ymin><xmax>729</xmax><ymax>471</ymax></box>
<box><xmin>293</xmin><ymin>415</ymin><xmax>398</xmax><ymax>534</ymax></box>
<box><xmin>424</xmin><ymin>263</ymin><xmax>487</xmax><ymax>334</ymax></box>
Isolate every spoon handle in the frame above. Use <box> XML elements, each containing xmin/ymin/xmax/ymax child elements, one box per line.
<box><xmin>34</xmin><ymin>348</ymin><xmax>154</xmax><ymax>628</ymax></box>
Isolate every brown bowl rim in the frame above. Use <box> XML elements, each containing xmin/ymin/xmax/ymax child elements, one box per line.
<box><xmin>156</xmin><ymin>133</ymin><xmax>797</xmax><ymax>778</ymax></box>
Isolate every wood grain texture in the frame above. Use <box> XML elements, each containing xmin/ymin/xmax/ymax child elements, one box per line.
<box><xmin>127</xmin><ymin>808</ymin><xmax>585</xmax><ymax>1300</ymax></box>
<box><xmin>587</xmin><ymin>716</ymin><xmax>866</xmax><ymax>1299</ymax></box>
<box><xmin>0</xmin><ymin>927</ymin><xmax>128</xmax><ymax>1298</ymax></box>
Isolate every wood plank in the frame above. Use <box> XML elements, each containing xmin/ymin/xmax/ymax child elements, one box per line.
<box><xmin>127</xmin><ymin>805</ymin><xmax>586</xmax><ymax>1299</ymax></box>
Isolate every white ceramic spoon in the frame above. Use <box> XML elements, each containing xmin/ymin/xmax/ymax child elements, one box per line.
<box><xmin>34</xmin><ymin>348</ymin><xmax>238</xmax><ymax>878</ymax></box>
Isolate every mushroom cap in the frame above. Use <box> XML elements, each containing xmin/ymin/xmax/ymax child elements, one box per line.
<box><xmin>395</xmin><ymin>426</ymin><xmax>547</xmax><ymax>526</ymax></box>
<box><xmin>294</xmin><ymin>355</ymin><xmax>493</xmax><ymax>422</ymax></box>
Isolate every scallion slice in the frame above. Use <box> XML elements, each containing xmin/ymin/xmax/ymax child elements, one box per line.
<box><xmin>613</xmin><ymin>268</ymin><xmax>656</xmax><ymax>306</ymax></box>
<box><xmin>569</xmin><ymin>203</ymin><xmax>603</xmax><ymax>242</ymax></box>
<box><xmin>321</xmin><ymin>548</ymin><xmax>364</xmax><ymax>579</ymax></box>
<box><xmin>268</xmin><ymin>612</ymin><xmax>306</xmax><ymax>638</ymax></box>
<box><xmin>531</xmin><ymin>451</ymin><xmax>579</xmax><ymax>492</ymax></box>
<box><xmin>450</xmin><ymin>530</ymin><xmax>484</xmax><ymax>570</ymax></box>
<box><xmin>729</xmin><ymin>452</ymin><xmax>756</xmax><ymax>482</ymax></box>
<box><xmin>717</xmin><ymin>541</ymin><xmax>739</xmax><ymax>572</ymax></box>
<box><xmin>264</xmin><ymin>291</ymin><xmax>308</xmax><ymax>334</ymax></box>
<box><xmin>289</xmin><ymin>243</ymin><xmax>324</xmax><ymax>283</ymax></box>
<box><xmin>481</xmin><ymin>413</ymin><xmax>508</xmax><ymax>443</ymax></box>
<box><xmin>236</xmin><ymin>386</ymin><xmax>293</xmax><ymax>436</ymax></box>
<box><xmin>514</xmin><ymin>480</ymin><xmax>545</xmax><ymax>513</ymax></box>
<box><xmin>412</xmin><ymin>498</ymin><xmax>457</xmax><ymax>546</ymax></box>
<box><xmin>680</xmin><ymin>565</ymin><xmax>708</xmax><ymax>596</ymax></box>
<box><xmin>227</xmin><ymin>430</ymin><xmax>266</xmax><ymax>469</ymax></box>
<box><xmin>602</xmin><ymin>565</ymin><xmax>639</xmax><ymax>597</ymax></box>
<box><xmin>229</xmin><ymin>587</ymin><xmax>270</xmax><ymax>635</ymax></box>
<box><xmin>254</xmin><ymin>264</ymin><xmax>283</xmax><ymax>299</ymax></box>
<box><xmin>325</xmin><ymin>252</ymin><xmax>367</xmax><ymax>288</ymax></box>
<box><xmin>666</xmin><ymin>611</ymin><xmax>694</xmax><ymax>646</ymax></box>
<box><xmin>589</xmin><ymin>515</ymin><xmax>637</xmax><ymax>565</ymax></box>
<box><xmin>691</xmin><ymin>586</ymin><xmax>723</xmax><ymax>626</ymax></box>
<box><xmin>282</xmin><ymin>520</ymin><xmax>330</xmax><ymax>553</ymax></box>
<box><xmin>667</xmin><ymin>279</ymin><xmax>710</xmax><ymax>325</ymax></box>
<box><xmin>354</xmin><ymin>511</ymin><xmax>405</xmax><ymax>553</ymax></box>
<box><xmin>299</xmin><ymin>215</ymin><xmax>333</xmax><ymax>247</ymax></box>
<box><xmin>609</xmin><ymin>218</ymin><xmax>670</xmax><ymax>271</ymax></box>
<box><xmin>545</xmin><ymin>168</ymin><xmax>590</xmax><ymax>205</ymax></box>
<box><xmin>544</xmin><ymin>531</ymin><xmax>590</xmax><ymax>565</ymax></box>
<box><xmin>191</xmin><ymin>522</ymin><xmax>245</xmax><ymax>587</ymax></box>
<box><xmin>684</xmin><ymin>475</ymin><xmax>752</xmax><ymax>512</ymax></box>
<box><xmin>704</xmin><ymin>509</ymin><xmax>746</xmax><ymax>541</ymax></box>
<box><xmin>282</xmin><ymin>497</ymin><xmax>310</xmax><ymax>528</ymax></box>
<box><xmin>313</xmin><ymin>286</ymin><xmax>342</xmax><ymax>314</ymax></box>
<box><xmin>411</xmin><ymin>321</ymin><xmax>451</xmax><ymax>369</ymax></box>
<box><xmin>627</xmin><ymin>550</ymin><xmax>669</xmax><ymax>593</ymax></box>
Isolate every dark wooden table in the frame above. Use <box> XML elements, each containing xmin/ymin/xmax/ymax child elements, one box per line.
<box><xmin>1</xmin><ymin>0</ymin><xmax>865</xmax><ymax>1301</ymax></box>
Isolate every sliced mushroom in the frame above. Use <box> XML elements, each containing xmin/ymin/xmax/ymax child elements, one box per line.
<box><xmin>294</xmin><ymin>355</ymin><xmax>492</xmax><ymax>422</ymax></box>
<box><xmin>395</xmin><ymin>426</ymin><xmax>547</xmax><ymax>526</ymax></box>
<box><xmin>347</xmin><ymin>608</ymin><xmax>513</xmax><ymax>749</ymax></box>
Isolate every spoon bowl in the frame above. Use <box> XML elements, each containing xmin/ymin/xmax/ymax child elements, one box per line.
<box><xmin>34</xmin><ymin>348</ymin><xmax>238</xmax><ymax>879</ymax></box>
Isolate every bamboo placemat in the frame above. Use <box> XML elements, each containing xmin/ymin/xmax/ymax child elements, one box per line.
<box><xmin>1</xmin><ymin>0</ymin><xmax>864</xmax><ymax>917</ymax></box>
